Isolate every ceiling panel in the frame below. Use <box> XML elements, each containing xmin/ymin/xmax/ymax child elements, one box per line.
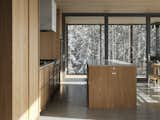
<box><xmin>57</xmin><ymin>0</ymin><xmax>160</xmax><ymax>13</ymax></box>
<box><xmin>65</xmin><ymin>16</ymin><xmax>146</xmax><ymax>24</ymax></box>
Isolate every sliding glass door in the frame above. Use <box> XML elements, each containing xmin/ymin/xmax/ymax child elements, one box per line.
<box><xmin>108</xmin><ymin>25</ymin><xmax>131</xmax><ymax>62</ymax></box>
<box><xmin>108</xmin><ymin>17</ymin><xmax>146</xmax><ymax>78</ymax></box>
<box><xmin>150</xmin><ymin>17</ymin><xmax>160</xmax><ymax>58</ymax></box>
<box><xmin>132</xmin><ymin>25</ymin><xmax>146</xmax><ymax>77</ymax></box>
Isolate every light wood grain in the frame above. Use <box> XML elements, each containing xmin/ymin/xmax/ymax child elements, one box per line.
<box><xmin>28</xmin><ymin>0</ymin><xmax>39</xmax><ymax>119</ymax></box>
<box><xmin>0</xmin><ymin>0</ymin><xmax>40</xmax><ymax>119</ymax></box>
<box><xmin>88</xmin><ymin>65</ymin><xmax>136</xmax><ymax>109</ymax></box>
<box><xmin>40</xmin><ymin>32</ymin><xmax>55</xmax><ymax>59</ymax></box>
<box><xmin>40</xmin><ymin>9</ymin><xmax>61</xmax><ymax>60</ymax></box>
<box><xmin>39</xmin><ymin>63</ymin><xmax>54</xmax><ymax>112</ymax></box>
<box><xmin>12</xmin><ymin>0</ymin><xmax>29</xmax><ymax>119</ymax></box>
<box><xmin>57</xmin><ymin>0</ymin><xmax>160</xmax><ymax>13</ymax></box>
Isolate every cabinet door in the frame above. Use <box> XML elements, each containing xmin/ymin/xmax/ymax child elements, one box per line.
<box><xmin>39</xmin><ymin>69</ymin><xmax>44</xmax><ymax>112</ymax></box>
<box><xmin>40</xmin><ymin>87</ymin><xmax>44</xmax><ymax>111</ymax></box>
<box><xmin>49</xmin><ymin>64</ymin><xmax>53</xmax><ymax>80</ymax></box>
<box><xmin>44</xmin><ymin>67</ymin><xmax>49</xmax><ymax>84</ymax></box>
<box><xmin>108</xmin><ymin>66</ymin><xmax>119</xmax><ymax>108</ymax></box>
<box><xmin>46</xmin><ymin>82</ymin><xmax>50</xmax><ymax>102</ymax></box>
<box><xmin>40</xmin><ymin>69</ymin><xmax>44</xmax><ymax>88</ymax></box>
<box><xmin>88</xmin><ymin>66</ymin><xmax>109</xmax><ymax>108</ymax></box>
<box><xmin>40</xmin><ymin>0</ymin><xmax>51</xmax><ymax>30</ymax></box>
<box><xmin>42</xmin><ymin>87</ymin><xmax>46</xmax><ymax>110</ymax></box>
<box><xmin>117</xmin><ymin>66</ymin><xmax>136</xmax><ymax>108</ymax></box>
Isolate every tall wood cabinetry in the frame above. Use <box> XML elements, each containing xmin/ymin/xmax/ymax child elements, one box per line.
<box><xmin>40</xmin><ymin>65</ymin><xmax>51</xmax><ymax>111</ymax></box>
<box><xmin>0</xmin><ymin>0</ymin><xmax>39</xmax><ymax>120</ymax></box>
<box><xmin>39</xmin><ymin>61</ymin><xmax>60</xmax><ymax>112</ymax></box>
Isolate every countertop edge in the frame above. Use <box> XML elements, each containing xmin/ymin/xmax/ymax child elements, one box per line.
<box><xmin>40</xmin><ymin>62</ymin><xmax>55</xmax><ymax>70</ymax></box>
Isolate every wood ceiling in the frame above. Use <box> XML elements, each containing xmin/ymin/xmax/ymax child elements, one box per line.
<box><xmin>57</xmin><ymin>0</ymin><xmax>160</xmax><ymax>13</ymax></box>
<box><xmin>66</xmin><ymin>17</ymin><xmax>147</xmax><ymax>24</ymax></box>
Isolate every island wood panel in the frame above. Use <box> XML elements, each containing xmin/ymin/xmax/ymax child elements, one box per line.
<box><xmin>88</xmin><ymin>65</ymin><xmax>136</xmax><ymax>109</ymax></box>
<box><xmin>28</xmin><ymin>0</ymin><xmax>39</xmax><ymax>119</ymax></box>
<box><xmin>0</xmin><ymin>0</ymin><xmax>12</xmax><ymax>120</ymax></box>
<box><xmin>12</xmin><ymin>0</ymin><xmax>29</xmax><ymax>120</ymax></box>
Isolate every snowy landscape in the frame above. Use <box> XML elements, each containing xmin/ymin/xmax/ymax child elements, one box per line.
<box><xmin>67</xmin><ymin>24</ymin><xmax>159</xmax><ymax>76</ymax></box>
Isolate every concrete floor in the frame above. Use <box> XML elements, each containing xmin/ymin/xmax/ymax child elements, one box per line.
<box><xmin>40</xmin><ymin>82</ymin><xmax>160</xmax><ymax>120</ymax></box>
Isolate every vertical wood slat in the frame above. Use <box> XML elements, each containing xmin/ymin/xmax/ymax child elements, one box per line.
<box><xmin>0</xmin><ymin>0</ymin><xmax>40</xmax><ymax>119</ymax></box>
<box><xmin>0</xmin><ymin>0</ymin><xmax>12</xmax><ymax>120</ymax></box>
<box><xmin>12</xmin><ymin>0</ymin><xmax>29</xmax><ymax>119</ymax></box>
<box><xmin>28</xmin><ymin>0</ymin><xmax>39</xmax><ymax>119</ymax></box>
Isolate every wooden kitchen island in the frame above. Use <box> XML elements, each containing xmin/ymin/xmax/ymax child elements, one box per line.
<box><xmin>88</xmin><ymin>60</ymin><xmax>136</xmax><ymax>109</ymax></box>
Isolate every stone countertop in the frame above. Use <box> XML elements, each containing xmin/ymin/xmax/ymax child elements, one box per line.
<box><xmin>88</xmin><ymin>60</ymin><xmax>135</xmax><ymax>66</ymax></box>
<box><xmin>40</xmin><ymin>59</ymin><xmax>60</xmax><ymax>69</ymax></box>
<box><xmin>40</xmin><ymin>61</ymin><xmax>55</xmax><ymax>69</ymax></box>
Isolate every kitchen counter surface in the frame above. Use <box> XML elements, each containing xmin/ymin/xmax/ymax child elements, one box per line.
<box><xmin>40</xmin><ymin>59</ymin><xmax>60</xmax><ymax>69</ymax></box>
<box><xmin>88</xmin><ymin>60</ymin><xmax>135</xmax><ymax>66</ymax></box>
<box><xmin>40</xmin><ymin>61</ymin><xmax>55</xmax><ymax>69</ymax></box>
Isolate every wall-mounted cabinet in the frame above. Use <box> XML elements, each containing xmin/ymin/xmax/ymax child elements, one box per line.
<box><xmin>40</xmin><ymin>0</ymin><xmax>57</xmax><ymax>32</ymax></box>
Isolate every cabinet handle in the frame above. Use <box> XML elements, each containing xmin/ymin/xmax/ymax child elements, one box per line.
<box><xmin>112</xmin><ymin>67</ymin><xmax>116</xmax><ymax>70</ymax></box>
<box><xmin>112</xmin><ymin>72</ymin><xmax>117</xmax><ymax>75</ymax></box>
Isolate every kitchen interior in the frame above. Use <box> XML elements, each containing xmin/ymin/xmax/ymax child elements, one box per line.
<box><xmin>39</xmin><ymin>0</ymin><xmax>61</xmax><ymax>112</ymax></box>
<box><xmin>39</xmin><ymin>0</ymin><xmax>160</xmax><ymax>120</ymax></box>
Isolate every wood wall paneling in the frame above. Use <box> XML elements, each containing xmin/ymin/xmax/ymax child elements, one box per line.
<box><xmin>28</xmin><ymin>0</ymin><xmax>39</xmax><ymax>119</ymax></box>
<box><xmin>12</xmin><ymin>0</ymin><xmax>29</xmax><ymax>119</ymax></box>
<box><xmin>57</xmin><ymin>0</ymin><xmax>160</xmax><ymax>13</ymax></box>
<box><xmin>0</xmin><ymin>0</ymin><xmax>39</xmax><ymax>119</ymax></box>
<box><xmin>0</xmin><ymin>0</ymin><xmax>12</xmax><ymax>120</ymax></box>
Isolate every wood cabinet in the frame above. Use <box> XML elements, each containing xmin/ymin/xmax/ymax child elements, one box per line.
<box><xmin>39</xmin><ymin>67</ymin><xmax>49</xmax><ymax>111</ymax></box>
<box><xmin>0</xmin><ymin>0</ymin><xmax>39</xmax><ymax>119</ymax></box>
<box><xmin>88</xmin><ymin>64</ymin><xmax>136</xmax><ymax>109</ymax></box>
<box><xmin>39</xmin><ymin>62</ymin><xmax>54</xmax><ymax>111</ymax></box>
<box><xmin>39</xmin><ymin>61</ymin><xmax>60</xmax><ymax>112</ymax></box>
<box><xmin>40</xmin><ymin>32</ymin><xmax>57</xmax><ymax>59</ymax></box>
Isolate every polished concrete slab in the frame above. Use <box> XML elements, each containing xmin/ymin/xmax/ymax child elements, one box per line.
<box><xmin>40</xmin><ymin>82</ymin><xmax>160</xmax><ymax>120</ymax></box>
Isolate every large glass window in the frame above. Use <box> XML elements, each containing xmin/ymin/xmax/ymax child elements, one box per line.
<box><xmin>67</xmin><ymin>25</ymin><xmax>105</xmax><ymax>74</ymax></box>
<box><xmin>65</xmin><ymin>16</ymin><xmax>155</xmax><ymax>78</ymax></box>
<box><xmin>108</xmin><ymin>25</ymin><xmax>131</xmax><ymax>62</ymax></box>
<box><xmin>132</xmin><ymin>25</ymin><xmax>146</xmax><ymax>77</ymax></box>
<box><xmin>108</xmin><ymin>17</ymin><xmax>146</xmax><ymax>77</ymax></box>
<box><xmin>150</xmin><ymin>17</ymin><xmax>160</xmax><ymax>57</ymax></box>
